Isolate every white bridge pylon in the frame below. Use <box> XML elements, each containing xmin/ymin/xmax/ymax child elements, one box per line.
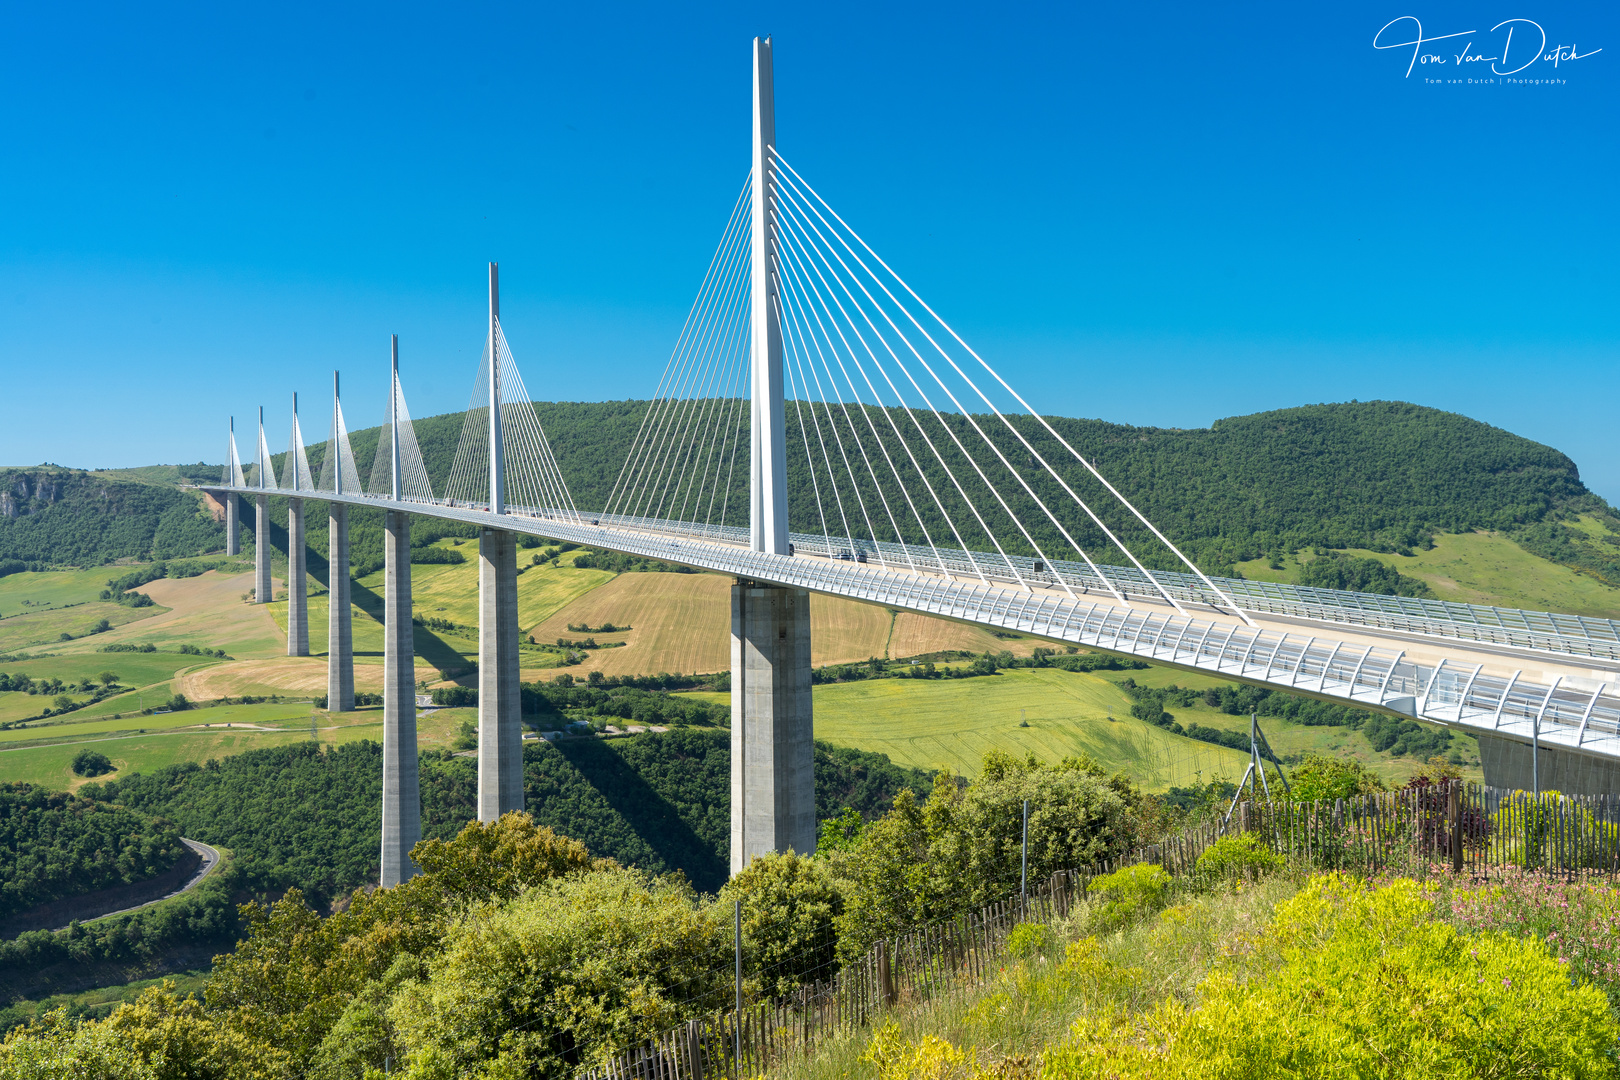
<box><xmin>203</xmin><ymin>37</ymin><xmax>1620</xmax><ymax>870</ymax></box>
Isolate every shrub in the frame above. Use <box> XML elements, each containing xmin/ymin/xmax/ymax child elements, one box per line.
<box><xmin>1087</xmin><ymin>864</ymin><xmax>1171</xmax><ymax>927</ymax></box>
<box><xmin>388</xmin><ymin>867</ymin><xmax>731</xmax><ymax>1078</ymax></box>
<box><xmin>71</xmin><ymin>749</ymin><xmax>114</xmax><ymax>777</ymax></box>
<box><xmin>166</xmin><ymin>693</ymin><xmax>190</xmax><ymax>712</ymax></box>
<box><xmin>1194</xmin><ymin>833</ymin><xmax>1285</xmax><ymax>881</ymax></box>
<box><xmin>1044</xmin><ymin>874</ymin><xmax>1619</xmax><ymax>1078</ymax></box>
<box><xmin>720</xmin><ymin>851</ymin><xmax>844</xmax><ymax>996</ymax></box>
<box><xmin>1286</xmin><ymin>754</ymin><xmax>1386</xmax><ymax>802</ymax></box>
<box><xmin>1006</xmin><ymin>921</ymin><xmax>1055</xmax><ymax>960</ymax></box>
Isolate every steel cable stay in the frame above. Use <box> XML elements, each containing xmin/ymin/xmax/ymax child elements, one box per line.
<box><xmin>673</xmin><ymin>239</ymin><xmax>754</xmax><ymax>530</ymax></box>
<box><xmin>771</xmin><ymin>205</ymin><xmax>972</xmax><ymax>582</ymax></box>
<box><xmin>776</xmin><ymin>196</ymin><xmax>1014</xmax><ymax>588</ymax></box>
<box><xmin>612</xmin><ymin>185</ymin><xmax>752</xmax><ymax>525</ymax></box>
<box><xmin>445</xmin><ymin>342</ymin><xmax>494</xmax><ymax>508</ymax></box>
<box><xmin>775</xmin><ymin>190</ymin><xmax>1062</xmax><ymax>598</ymax></box>
<box><xmin>773</xmin><ymin>290</ymin><xmax>833</xmax><ymax>544</ymax></box>
<box><xmin>603</xmin><ymin>177</ymin><xmax>751</xmax><ymax>517</ymax></box>
<box><xmin>648</xmin><ymin>258</ymin><xmax>750</xmax><ymax>527</ymax></box>
<box><xmin>774</xmin><ymin>168</ymin><xmax>1107</xmax><ymax>606</ymax></box>
<box><xmin>315</xmin><ymin>392</ymin><xmax>363</xmax><ymax>496</ymax></box>
<box><xmin>775</xmin><ymin>225</ymin><xmax>918</xmax><ymax>573</ymax></box>
<box><xmin>776</xmin><ymin>286</ymin><xmax>859</xmax><ymax>557</ymax></box>
<box><xmin>775</xmin><ymin>251</ymin><xmax>891</xmax><ymax>570</ymax></box>
<box><xmin>252</xmin><ymin>415</ymin><xmax>278</xmax><ymax>491</ymax></box>
<box><xmin>774</xmin><ymin>158</ymin><xmax>1140</xmax><ymax>608</ymax></box>
<box><xmin>280</xmin><ymin>406</ymin><xmax>315</xmax><ymax>493</ymax></box>
<box><xmin>609</xmin><ymin>174</ymin><xmax>751</xmax><ymax>518</ymax></box>
<box><xmin>772</xmin><ymin>150</ymin><xmax>1249</xmax><ymax>624</ymax></box>
<box><xmin>493</xmin><ymin>327</ymin><xmax>580</xmax><ymax>521</ymax></box>
<box><xmin>773</xmin><ymin>207</ymin><xmax>938</xmax><ymax>576</ymax></box>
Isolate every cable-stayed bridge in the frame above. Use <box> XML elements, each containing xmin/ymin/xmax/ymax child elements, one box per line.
<box><xmin>201</xmin><ymin>38</ymin><xmax>1620</xmax><ymax>884</ymax></box>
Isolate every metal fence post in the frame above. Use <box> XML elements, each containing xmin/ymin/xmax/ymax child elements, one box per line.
<box><xmin>733</xmin><ymin>899</ymin><xmax>741</xmax><ymax>1078</ymax></box>
<box><xmin>1020</xmin><ymin>798</ymin><xmax>1029</xmax><ymax>916</ymax></box>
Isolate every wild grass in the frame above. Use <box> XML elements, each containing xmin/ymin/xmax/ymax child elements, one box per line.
<box><xmin>1235</xmin><ymin>530</ymin><xmax>1620</xmax><ymax>618</ymax></box>
<box><xmin>807</xmin><ymin>668</ymin><xmax>1253</xmax><ymax>786</ymax></box>
<box><xmin>771</xmin><ymin>876</ymin><xmax>1302</xmax><ymax>1080</ymax></box>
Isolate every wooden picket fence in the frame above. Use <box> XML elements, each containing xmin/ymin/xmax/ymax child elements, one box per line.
<box><xmin>579</xmin><ymin>828</ymin><xmax>1221</xmax><ymax>1080</ymax></box>
<box><xmin>1233</xmin><ymin>781</ymin><xmax>1620</xmax><ymax>879</ymax></box>
<box><xmin>579</xmin><ymin>781</ymin><xmax>1620</xmax><ymax>1079</ymax></box>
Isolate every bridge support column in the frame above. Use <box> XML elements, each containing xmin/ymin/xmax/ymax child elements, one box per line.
<box><xmin>286</xmin><ymin>499</ymin><xmax>308</xmax><ymax>657</ymax></box>
<box><xmin>1477</xmin><ymin>734</ymin><xmax>1620</xmax><ymax>797</ymax></box>
<box><xmin>381</xmin><ymin>509</ymin><xmax>420</xmax><ymax>886</ymax></box>
<box><xmin>478</xmin><ymin>528</ymin><xmax>523</xmax><ymax>821</ymax></box>
<box><xmin>225</xmin><ymin>495</ymin><xmax>240</xmax><ymax>556</ymax></box>
<box><xmin>327</xmin><ymin>503</ymin><xmax>353</xmax><ymax>712</ymax></box>
<box><xmin>254</xmin><ymin>495</ymin><xmax>271</xmax><ymax>604</ymax></box>
<box><xmin>730</xmin><ymin>583</ymin><xmax>814</xmax><ymax>875</ymax></box>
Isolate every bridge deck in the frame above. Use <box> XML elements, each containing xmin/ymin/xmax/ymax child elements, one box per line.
<box><xmin>205</xmin><ymin>486</ymin><xmax>1620</xmax><ymax>764</ymax></box>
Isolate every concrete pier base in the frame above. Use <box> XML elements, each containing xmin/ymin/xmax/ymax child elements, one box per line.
<box><xmin>254</xmin><ymin>496</ymin><xmax>272</xmax><ymax>604</ymax></box>
<box><xmin>380</xmin><ymin>510</ymin><xmax>420</xmax><ymax>887</ymax></box>
<box><xmin>327</xmin><ymin>503</ymin><xmax>353</xmax><ymax>712</ymax></box>
<box><xmin>225</xmin><ymin>495</ymin><xmax>240</xmax><ymax>556</ymax></box>
<box><xmin>286</xmin><ymin>499</ymin><xmax>308</xmax><ymax>657</ymax></box>
<box><xmin>730</xmin><ymin>583</ymin><xmax>815</xmax><ymax>875</ymax></box>
<box><xmin>477</xmin><ymin>527</ymin><xmax>523</xmax><ymax>822</ymax></box>
<box><xmin>1478</xmin><ymin>733</ymin><xmax>1620</xmax><ymax>796</ymax></box>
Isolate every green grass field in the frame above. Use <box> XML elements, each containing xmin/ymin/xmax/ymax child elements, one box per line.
<box><xmin>0</xmin><ymin>702</ymin><xmax>473</xmax><ymax>791</ymax></box>
<box><xmin>690</xmin><ymin>669</ymin><xmax>1254</xmax><ymax>789</ymax></box>
<box><xmin>1235</xmin><ymin>530</ymin><xmax>1620</xmax><ymax>617</ymax></box>
<box><xmin>0</xmin><ymin>602</ymin><xmax>168</xmax><ymax>656</ymax></box>
<box><xmin>0</xmin><ymin>568</ymin><xmax>124</xmax><ymax>612</ymax></box>
<box><xmin>685</xmin><ymin>664</ymin><xmax>1479</xmax><ymax>791</ymax></box>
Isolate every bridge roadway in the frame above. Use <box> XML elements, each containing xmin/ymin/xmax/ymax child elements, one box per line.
<box><xmin>204</xmin><ymin>484</ymin><xmax>1620</xmax><ymax>783</ymax></box>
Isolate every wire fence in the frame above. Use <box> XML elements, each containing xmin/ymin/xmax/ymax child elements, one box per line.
<box><xmin>576</xmin><ymin>781</ymin><xmax>1620</xmax><ymax>1079</ymax></box>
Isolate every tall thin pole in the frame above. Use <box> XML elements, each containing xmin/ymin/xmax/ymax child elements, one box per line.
<box><xmin>1020</xmin><ymin>798</ymin><xmax>1029</xmax><ymax>912</ymax></box>
<box><xmin>290</xmin><ymin>393</ymin><xmax>299</xmax><ymax>492</ymax></box>
<box><xmin>332</xmin><ymin>372</ymin><xmax>342</xmax><ymax>496</ymax></box>
<box><xmin>488</xmin><ymin>263</ymin><xmax>504</xmax><ymax>515</ymax></box>
<box><xmin>390</xmin><ymin>336</ymin><xmax>401</xmax><ymax>502</ymax></box>
<box><xmin>258</xmin><ymin>406</ymin><xmax>266</xmax><ymax>489</ymax></box>
<box><xmin>228</xmin><ymin>417</ymin><xmax>235</xmax><ymax>483</ymax></box>
<box><xmin>734</xmin><ymin>898</ymin><xmax>742</xmax><ymax>1073</ymax></box>
<box><xmin>749</xmin><ymin>36</ymin><xmax>787</xmax><ymax>554</ymax></box>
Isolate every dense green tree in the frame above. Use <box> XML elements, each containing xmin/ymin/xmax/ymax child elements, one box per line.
<box><xmin>389</xmin><ymin>867</ymin><xmax>731</xmax><ymax>1079</ymax></box>
<box><xmin>719</xmin><ymin>852</ymin><xmax>844</xmax><ymax>996</ymax></box>
<box><xmin>0</xmin><ymin>784</ymin><xmax>184</xmax><ymax>920</ymax></box>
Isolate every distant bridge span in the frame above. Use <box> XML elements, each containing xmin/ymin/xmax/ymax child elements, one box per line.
<box><xmin>202</xmin><ymin>483</ymin><xmax>1620</xmax><ymax>784</ymax></box>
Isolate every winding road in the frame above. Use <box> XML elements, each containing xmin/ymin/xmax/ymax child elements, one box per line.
<box><xmin>48</xmin><ymin>837</ymin><xmax>221</xmax><ymax>931</ymax></box>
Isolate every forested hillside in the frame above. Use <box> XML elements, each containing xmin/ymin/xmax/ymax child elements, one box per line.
<box><xmin>0</xmin><ymin>784</ymin><xmax>186</xmax><ymax>920</ymax></box>
<box><xmin>9</xmin><ymin>400</ymin><xmax>1617</xmax><ymax>588</ymax></box>
<box><xmin>86</xmin><ymin>731</ymin><xmax>929</xmax><ymax>899</ymax></box>
<box><xmin>0</xmin><ymin>467</ymin><xmax>223</xmax><ymax>567</ymax></box>
<box><xmin>329</xmin><ymin>398</ymin><xmax>1616</xmax><ymax>579</ymax></box>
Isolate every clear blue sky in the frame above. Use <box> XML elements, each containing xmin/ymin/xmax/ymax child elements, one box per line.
<box><xmin>2</xmin><ymin>2</ymin><xmax>1615</xmax><ymax>496</ymax></box>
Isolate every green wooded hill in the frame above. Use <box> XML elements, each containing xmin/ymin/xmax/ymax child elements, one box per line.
<box><xmin>86</xmin><ymin>732</ymin><xmax>929</xmax><ymax>901</ymax></box>
<box><xmin>0</xmin><ymin>783</ymin><xmax>186</xmax><ymax>920</ymax></box>
<box><xmin>7</xmin><ymin>400</ymin><xmax>1618</xmax><ymax>588</ymax></box>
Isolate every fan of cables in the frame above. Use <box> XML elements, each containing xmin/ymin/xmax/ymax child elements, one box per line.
<box><xmin>609</xmin><ymin>154</ymin><xmax>1248</xmax><ymax>622</ymax></box>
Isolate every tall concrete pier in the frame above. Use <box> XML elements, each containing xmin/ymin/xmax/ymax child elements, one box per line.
<box><xmin>728</xmin><ymin>39</ymin><xmax>815</xmax><ymax>876</ymax></box>
<box><xmin>225</xmin><ymin>495</ymin><xmax>240</xmax><ymax>556</ymax></box>
<box><xmin>286</xmin><ymin>499</ymin><xmax>309</xmax><ymax>656</ymax></box>
<box><xmin>381</xmin><ymin>509</ymin><xmax>420</xmax><ymax>886</ymax></box>
<box><xmin>254</xmin><ymin>495</ymin><xmax>271</xmax><ymax>604</ymax></box>
<box><xmin>327</xmin><ymin>503</ymin><xmax>354</xmax><ymax>711</ymax></box>
<box><xmin>477</xmin><ymin>527</ymin><xmax>522</xmax><ymax>821</ymax></box>
<box><xmin>730</xmin><ymin>583</ymin><xmax>815</xmax><ymax>873</ymax></box>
